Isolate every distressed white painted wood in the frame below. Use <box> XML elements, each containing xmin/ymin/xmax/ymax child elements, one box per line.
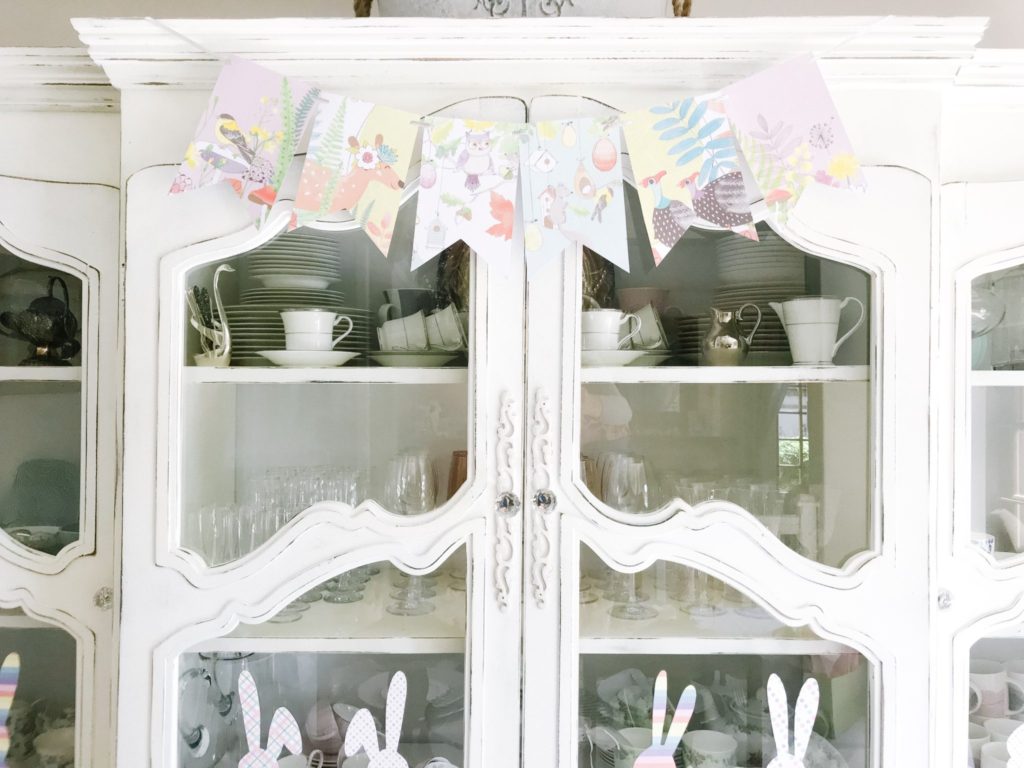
<box><xmin>0</xmin><ymin>54</ymin><xmax>120</xmax><ymax>768</ymax></box>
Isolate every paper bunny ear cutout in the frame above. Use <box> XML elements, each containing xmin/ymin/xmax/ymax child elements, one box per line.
<box><xmin>0</xmin><ymin>652</ymin><xmax>20</xmax><ymax>764</ymax></box>
<box><xmin>767</xmin><ymin>673</ymin><xmax>819</xmax><ymax>767</ymax></box>
<box><xmin>632</xmin><ymin>671</ymin><xmax>696</xmax><ymax>768</ymax></box>
<box><xmin>1007</xmin><ymin>721</ymin><xmax>1024</xmax><ymax>768</ymax></box>
<box><xmin>237</xmin><ymin>669</ymin><xmax>302</xmax><ymax>767</ymax></box>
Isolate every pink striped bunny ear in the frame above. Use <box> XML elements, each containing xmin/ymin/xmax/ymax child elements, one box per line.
<box><xmin>649</xmin><ymin>671</ymin><xmax>668</xmax><ymax>748</ymax></box>
<box><xmin>238</xmin><ymin>670</ymin><xmax>262</xmax><ymax>754</ymax></box>
<box><xmin>663</xmin><ymin>684</ymin><xmax>696</xmax><ymax>752</ymax></box>
<box><xmin>1007</xmin><ymin>721</ymin><xmax>1024</xmax><ymax>767</ymax></box>
<box><xmin>265</xmin><ymin>707</ymin><xmax>302</xmax><ymax>760</ymax></box>
<box><xmin>791</xmin><ymin>678</ymin><xmax>820</xmax><ymax>762</ymax></box>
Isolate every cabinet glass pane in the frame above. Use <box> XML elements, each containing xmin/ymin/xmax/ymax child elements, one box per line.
<box><xmin>578</xmin><ymin>218</ymin><xmax>874</xmax><ymax>568</ymax></box>
<box><xmin>0</xmin><ymin>248</ymin><xmax>83</xmax><ymax>555</ymax></box>
<box><xmin>179</xmin><ymin>224</ymin><xmax>472</xmax><ymax>565</ymax></box>
<box><xmin>178</xmin><ymin>551</ymin><xmax>466</xmax><ymax>767</ymax></box>
<box><xmin>965</xmin><ymin>638</ymin><xmax>1024</xmax><ymax>767</ymax></box>
<box><xmin>969</xmin><ymin>267</ymin><xmax>1024</xmax><ymax>559</ymax></box>
<box><xmin>578</xmin><ymin>547</ymin><xmax>870</xmax><ymax>768</ymax></box>
<box><xmin>581</xmin><ymin>381</ymin><xmax>871</xmax><ymax>567</ymax></box>
<box><xmin>0</xmin><ymin>609</ymin><xmax>77</xmax><ymax>767</ymax></box>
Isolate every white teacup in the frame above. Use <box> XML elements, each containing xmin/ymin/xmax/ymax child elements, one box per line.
<box><xmin>286</xmin><ymin>331</ymin><xmax>350</xmax><ymax>351</ymax></box>
<box><xmin>970</xmin><ymin>722</ymin><xmax>991</xmax><ymax>762</ymax></box>
<box><xmin>681</xmin><ymin>730</ymin><xmax>737</xmax><ymax>768</ymax></box>
<box><xmin>281</xmin><ymin>308</ymin><xmax>345</xmax><ymax>334</ymax></box>
<box><xmin>582</xmin><ymin>332</ymin><xmax>629</xmax><ymax>351</ymax></box>
<box><xmin>582</xmin><ymin>309</ymin><xmax>641</xmax><ymax>349</ymax></box>
<box><xmin>629</xmin><ymin>303</ymin><xmax>667</xmax><ymax>350</ymax></box>
<box><xmin>971</xmin><ymin>659</ymin><xmax>1024</xmax><ymax>718</ymax></box>
<box><xmin>378</xmin><ymin>310</ymin><xmax>429</xmax><ymax>351</ymax></box>
<box><xmin>613</xmin><ymin>726</ymin><xmax>649</xmax><ymax>768</ymax></box>
<box><xmin>985</xmin><ymin>717</ymin><xmax>1022</xmax><ymax>743</ymax></box>
<box><xmin>426</xmin><ymin>304</ymin><xmax>467</xmax><ymax>351</ymax></box>
<box><xmin>982</xmin><ymin>741</ymin><xmax>1010</xmax><ymax>768</ymax></box>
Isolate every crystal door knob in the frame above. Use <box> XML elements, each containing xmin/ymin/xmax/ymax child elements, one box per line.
<box><xmin>495</xmin><ymin>492</ymin><xmax>521</xmax><ymax>517</ymax></box>
<box><xmin>533</xmin><ymin>489</ymin><xmax>557</xmax><ymax>512</ymax></box>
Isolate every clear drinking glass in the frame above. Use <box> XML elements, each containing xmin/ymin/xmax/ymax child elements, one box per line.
<box><xmin>384</xmin><ymin>452</ymin><xmax>437</xmax><ymax>515</ymax></box>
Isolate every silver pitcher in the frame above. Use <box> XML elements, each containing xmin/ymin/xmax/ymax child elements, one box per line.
<box><xmin>701</xmin><ymin>304</ymin><xmax>761</xmax><ymax>366</ymax></box>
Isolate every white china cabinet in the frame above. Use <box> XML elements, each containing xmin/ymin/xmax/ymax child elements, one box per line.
<box><xmin>0</xmin><ymin>49</ymin><xmax>121</xmax><ymax>766</ymax></box>
<box><xmin>934</xmin><ymin>51</ymin><xmax>1024</xmax><ymax>768</ymax></box>
<box><xmin>72</xmin><ymin>16</ymin><xmax>1003</xmax><ymax>768</ymax></box>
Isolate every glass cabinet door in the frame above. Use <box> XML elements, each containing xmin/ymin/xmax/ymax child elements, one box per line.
<box><xmin>0</xmin><ymin>246</ymin><xmax>86</xmax><ymax>560</ymax></box>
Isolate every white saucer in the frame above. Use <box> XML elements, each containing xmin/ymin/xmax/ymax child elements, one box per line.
<box><xmin>581</xmin><ymin>350</ymin><xmax>645</xmax><ymax>367</ymax></box>
<box><xmin>369</xmin><ymin>352</ymin><xmax>459</xmax><ymax>368</ymax></box>
<box><xmin>257</xmin><ymin>350</ymin><xmax>360</xmax><ymax>367</ymax></box>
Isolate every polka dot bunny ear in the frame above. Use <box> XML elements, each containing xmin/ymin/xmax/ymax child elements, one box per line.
<box><xmin>1008</xmin><ymin>721</ymin><xmax>1024</xmax><ymax>767</ymax></box>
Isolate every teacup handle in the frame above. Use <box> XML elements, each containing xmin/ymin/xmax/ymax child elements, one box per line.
<box><xmin>832</xmin><ymin>297</ymin><xmax>866</xmax><ymax>358</ymax></box>
<box><xmin>307</xmin><ymin>750</ymin><xmax>325</xmax><ymax>768</ymax></box>
<box><xmin>617</xmin><ymin>313</ymin><xmax>642</xmax><ymax>350</ymax></box>
<box><xmin>378</xmin><ymin>303</ymin><xmax>399</xmax><ymax>326</ymax></box>
<box><xmin>332</xmin><ymin>316</ymin><xmax>354</xmax><ymax>348</ymax></box>
<box><xmin>968</xmin><ymin>680</ymin><xmax>982</xmax><ymax>714</ymax></box>
<box><xmin>1008</xmin><ymin>680</ymin><xmax>1024</xmax><ymax>715</ymax></box>
<box><xmin>738</xmin><ymin>303</ymin><xmax>762</xmax><ymax>345</ymax></box>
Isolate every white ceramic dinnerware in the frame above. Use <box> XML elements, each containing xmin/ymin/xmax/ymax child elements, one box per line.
<box><xmin>970</xmin><ymin>722</ymin><xmax>991</xmax><ymax>762</ymax></box>
<box><xmin>257</xmin><ymin>350</ymin><xmax>360</xmax><ymax>368</ymax></box>
<box><xmin>582</xmin><ymin>332</ymin><xmax>629</xmax><ymax>351</ymax></box>
<box><xmin>247</xmin><ymin>232</ymin><xmax>341</xmax><ymax>290</ymax></box>
<box><xmin>581</xmin><ymin>350</ymin><xmax>644</xmax><ymax>367</ymax></box>
<box><xmin>985</xmin><ymin>717</ymin><xmax>1022</xmax><ymax>742</ymax></box>
<box><xmin>982</xmin><ymin>741</ymin><xmax>1010</xmax><ymax>768</ymax></box>
<box><xmin>280</xmin><ymin>309</ymin><xmax>354</xmax><ymax>352</ymax></box>
<box><xmin>770</xmin><ymin>295</ymin><xmax>866</xmax><ymax>366</ymax></box>
<box><xmin>425</xmin><ymin>304</ymin><xmax>467</xmax><ymax>350</ymax></box>
<box><xmin>630</xmin><ymin>303</ymin><xmax>668</xmax><ymax>350</ymax></box>
<box><xmin>970</xmin><ymin>659</ymin><xmax>1024</xmax><ymax>718</ymax></box>
<box><xmin>583</xmin><ymin>308</ymin><xmax>641</xmax><ymax>335</ymax></box>
<box><xmin>378</xmin><ymin>310</ymin><xmax>429</xmax><ymax>352</ymax></box>
<box><xmin>681</xmin><ymin>729</ymin><xmax>738</xmax><ymax>768</ymax></box>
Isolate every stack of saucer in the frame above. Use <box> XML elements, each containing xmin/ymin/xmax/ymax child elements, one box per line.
<box><xmin>245</xmin><ymin>232</ymin><xmax>341</xmax><ymax>290</ymax></box>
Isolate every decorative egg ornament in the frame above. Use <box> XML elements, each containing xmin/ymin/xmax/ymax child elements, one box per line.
<box><xmin>561</xmin><ymin>123</ymin><xmax>578</xmax><ymax>148</ymax></box>
<box><xmin>420</xmin><ymin>162</ymin><xmax>437</xmax><ymax>189</ymax></box>
<box><xmin>525</xmin><ymin>223</ymin><xmax>544</xmax><ymax>252</ymax></box>
<box><xmin>592</xmin><ymin>136</ymin><xmax>618</xmax><ymax>172</ymax></box>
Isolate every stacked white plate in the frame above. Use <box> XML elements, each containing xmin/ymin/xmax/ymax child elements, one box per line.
<box><xmin>715</xmin><ymin>230</ymin><xmax>806</xmax><ymax>287</ymax></box>
<box><xmin>224</xmin><ymin>304</ymin><xmax>373</xmax><ymax>366</ymax></box>
<box><xmin>246</xmin><ymin>232</ymin><xmax>341</xmax><ymax>290</ymax></box>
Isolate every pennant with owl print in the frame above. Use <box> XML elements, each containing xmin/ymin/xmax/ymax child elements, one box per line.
<box><xmin>623</xmin><ymin>94</ymin><xmax>757</xmax><ymax>266</ymax></box>
<box><xmin>169</xmin><ymin>57</ymin><xmax>320</xmax><ymax>228</ymax></box>
<box><xmin>520</xmin><ymin>117</ymin><xmax>628</xmax><ymax>275</ymax></box>
<box><xmin>724</xmin><ymin>54</ymin><xmax>866</xmax><ymax>224</ymax></box>
<box><xmin>291</xmin><ymin>95</ymin><xmax>420</xmax><ymax>255</ymax></box>
<box><xmin>412</xmin><ymin>118</ymin><xmax>522</xmax><ymax>271</ymax></box>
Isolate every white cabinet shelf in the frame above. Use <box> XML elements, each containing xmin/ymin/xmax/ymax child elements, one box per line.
<box><xmin>0</xmin><ymin>365</ymin><xmax>82</xmax><ymax>383</ymax></box>
<box><xmin>579</xmin><ymin>364</ymin><xmax>870</xmax><ymax>384</ymax></box>
<box><xmin>183</xmin><ymin>366</ymin><xmax>468</xmax><ymax>385</ymax></box>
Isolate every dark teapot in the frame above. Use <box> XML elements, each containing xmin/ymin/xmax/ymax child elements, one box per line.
<box><xmin>0</xmin><ymin>275</ymin><xmax>81</xmax><ymax>366</ymax></box>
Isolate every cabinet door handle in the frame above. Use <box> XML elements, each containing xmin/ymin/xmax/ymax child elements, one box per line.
<box><xmin>495</xmin><ymin>491</ymin><xmax>522</xmax><ymax>518</ymax></box>
<box><xmin>533</xmin><ymin>489</ymin><xmax>556</xmax><ymax>512</ymax></box>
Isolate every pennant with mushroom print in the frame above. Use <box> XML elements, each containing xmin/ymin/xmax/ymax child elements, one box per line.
<box><xmin>623</xmin><ymin>93</ymin><xmax>757</xmax><ymax>266</ymax></box>
<box><xmin>170</xmin><ymin>57</ymin><xmax>319</xmax><ymax>228</ymax></box>
<box><xmin>724</xmin><ymin>54</ymin><xmax>866</xmax><ymax>224</ymax></box>
<box><xmin>412</xmin><ymin>118</ymin><xmax>523</xmax><ymax>271</ymax></box>
<box><xmin>520</xmin><ymin>117</ymin><xmax>629</xmax><ymax>275</ymax></box>
<box><xmin>292</xmin><ymin>95</ymin><xmax>420</xmax><ymax>255</ymax></box>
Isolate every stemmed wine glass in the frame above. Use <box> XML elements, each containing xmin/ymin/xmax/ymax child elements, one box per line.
<box><xmin>602</xmin><ymin>455</ymin><xmax>657</xmax><ymax>620</ymax></box>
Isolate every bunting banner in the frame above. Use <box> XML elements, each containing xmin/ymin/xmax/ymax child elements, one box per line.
<box><xmin>291</xmin><ymin>95</ymin><xmax>420</xmax><ymax>255</ymax></box>
<box><xmin>411</xmin><ymin>118</ymin><xmax>522</xmax><ymax>271</ymax></box>
<box><xmin>170</xmin><ymin>57</ymin><xmax>319</xmax><ymax>227</ymax></box>
<box><xmin>167</xmin><ymin>53</ymin><xmax>865</xmax><ymax>271</ymax></box>
<box><xmin>520</xmin><ymin>117</ymin><xmax>629</xmax><ymax>274</ymax></box>
<box><xmin>624</xmin><ymin>93</ymin><xmax>757</xmax><ymax>266</ymax></box>
<box><xmin>724</xmin><ymin>54</ymin><xmax>866</xmax><ymax>223</ymax></box>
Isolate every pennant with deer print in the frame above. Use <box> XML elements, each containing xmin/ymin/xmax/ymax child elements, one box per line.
<box><xmin>292</xmin><ymin>95</ymin><xmax>420</xmax><ymax>256</ymax></box>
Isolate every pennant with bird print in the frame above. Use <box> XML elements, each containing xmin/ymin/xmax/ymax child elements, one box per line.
<box><xmin>724</xmin><ymin>54</ymin><xmax>866</xmax><ymax>224</ymax></box>
<box><xmin>623</xmin><ymin>94</ymin><xmax>757</xmax><ymax>266</ymax></box>
<box><xmin>170</xmin><ymin>57</ymin><xmax>320</xmax><ymax>228</ymax></box>
<box><xmin>411</xmin><ymin>118</ymin><xmax>523</xmax><ymax>271</ymax></box>
<box><xmin>291</xmin><ymin>96</ymin><xmax>420</xmax><ymax>256</ymax></box>
<box><xmin>519</xmin><ymin>117</ymin><xmax>629</xmax><ymax>275</ymax></box>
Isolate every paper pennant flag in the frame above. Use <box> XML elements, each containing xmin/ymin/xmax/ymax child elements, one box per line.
<box><xmin>520</xmin><ymin>117</ymin><xmax>628</xmax><ymax>275</ymax></box>
<box><xmin>292</xmin><ymin>95</ymin><xmax>419</xmax><ymax>255</ymax></box>
<box><xmin>624</xmin><ymin>94</ymin><xmax>756</xmax><ymax>266</ymax></box>
<box><xmin>412</xmin><ymin>119</ymin><xmax>522</xmax><ymax>271</ymax></box>
<box><xmin>724</xmin><ymin>54</ymin><xmax>866</xmax><ymax>223</ymax></box>
<box><xmin>170</xmin><ymin>57</ymin><xmax>320</xmax><ymax>228</ymax></box>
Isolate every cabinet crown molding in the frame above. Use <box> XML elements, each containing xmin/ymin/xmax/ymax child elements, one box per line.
<box><xmin>73</xmin><ymin>16</ymin><xmax>988</xmax><ymax>90</ymax></box>
<box><xmin>0</xmin><ymin>48</ymin><xmax>118</xmax><ymax>112</ymax></box>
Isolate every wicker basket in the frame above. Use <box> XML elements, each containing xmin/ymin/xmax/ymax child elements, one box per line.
<box><xmin>355</xmin><ymin>0</ymin><xmax>691</xmax><ymax>17</ymax></box>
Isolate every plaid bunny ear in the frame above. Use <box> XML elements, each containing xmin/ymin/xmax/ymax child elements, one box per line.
<box><xmin>265</xmin><ymin>707</ymin><xmax>302</xmax><ymax>759</ymax></box>
<box><xmin>0</xmin><ymin>653</ymin><xmax>20</xmax><ymax>764</ymax></box>
<box><xmin>238</xmin><ymin>670</ymin><xmax>262</xmax><ymax>754</ymax></box>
